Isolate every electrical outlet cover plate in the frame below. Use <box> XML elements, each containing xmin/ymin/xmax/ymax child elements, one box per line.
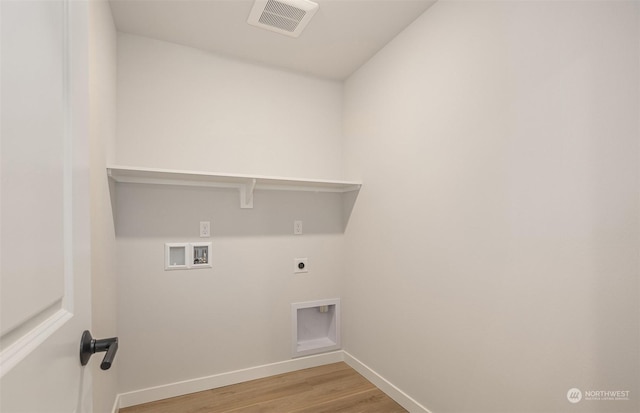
<box><xmin>199</xmin><ymin>221</ymin><xmax>210</xmax><ymax>237</ymax></box>
<box><xmin>294</xmin><ymin>258</ymin><xmax>308</xmax><ymax>273</ymax></box>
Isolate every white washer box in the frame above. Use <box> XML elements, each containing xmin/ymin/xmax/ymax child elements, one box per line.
<box><xmin>291</xmin><ymin>298</ymin><xmax>340</xmax><ymax>358</ymax></box>
<box><xmin>165</xmin><ymin>242</ymin><xmax>212</xmax><ymax>270</ymax></box>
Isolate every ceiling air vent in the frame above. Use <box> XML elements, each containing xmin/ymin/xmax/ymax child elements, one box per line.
<box><xmin>248</xmin><ymin>0</ymin><xmax>319</xmax><ymax>38</ymax></box>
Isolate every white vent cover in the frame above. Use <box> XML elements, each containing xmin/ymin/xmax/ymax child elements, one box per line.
<box><xmin>248</xmin><ymin>0</ymin><xmax>319</xmax><ymax>38</ymax></box>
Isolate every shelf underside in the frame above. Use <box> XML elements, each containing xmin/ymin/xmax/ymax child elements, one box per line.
<box><xmin>107</xmin><ymin>166</ymin><xmax>361</xmax><ymax>193</ymax></box>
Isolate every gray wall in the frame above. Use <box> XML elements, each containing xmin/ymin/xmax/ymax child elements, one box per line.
<box><xmin>114</xmin><ymin>34</ymin><xmax>346</xmax><ymax>393</ymax></box>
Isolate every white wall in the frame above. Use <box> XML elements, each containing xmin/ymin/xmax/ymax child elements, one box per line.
<box><xmin>116</xmin><ymin>33</ymin><xmax>343</xmax><ymax>180</ymax></box>
<box><xmin>342</xmin><ymin>1</ymin><xmax>639</xmax><ymax>413</ymax></box>
<box><xmin>114</xmin><ymin>35</ymin><xmax>346</xmax><ymax>393</ymax></box>
<box><xmin>89</xmin><ymin>1</ymin><xmax>118</xmax><ymax>411</ymax></box>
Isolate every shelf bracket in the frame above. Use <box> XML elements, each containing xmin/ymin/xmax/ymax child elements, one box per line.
<box><xmin>239</xmin><ymin>178</ymin><xmax>256</xmax><ymax>209</ymax></box>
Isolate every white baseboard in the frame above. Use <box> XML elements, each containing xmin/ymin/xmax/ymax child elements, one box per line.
<box><xmin>115</xmin><ymin>350</ymin><xmax>431</xmax><ymax>413</ymax></box>
<box><xmin>117</xmin><ymin>351</ymin><xmax>344</xmax><ymax>409</ymax></box>
<box><xmin>343</xmin><ymin>351</ymin><xmax>432</xmax><ymax>413</ymax></box>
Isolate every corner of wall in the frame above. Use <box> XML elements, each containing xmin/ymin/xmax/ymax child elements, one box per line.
<box><xmin>89</xmin><ymin>0</ymin><xmax>119</xmax><ymax>412</ymax></box>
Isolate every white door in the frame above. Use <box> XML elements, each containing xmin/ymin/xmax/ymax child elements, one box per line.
<box><xmin>0</xmin><ymin>0</ymin><xmax>93</xmax><ymax>412</ymax></box>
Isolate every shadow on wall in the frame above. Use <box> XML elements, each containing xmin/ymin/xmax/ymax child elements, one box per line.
<box><xmin>112</xmin><ymin>181</ymin><xmax>354</xmax><ymax>237</ymax></box>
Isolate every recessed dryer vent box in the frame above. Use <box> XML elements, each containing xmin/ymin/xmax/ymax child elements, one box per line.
<box><xmin>291</xmin><ymin>298</ymin><xmax>340</xmax><ymax>358</ymax></box>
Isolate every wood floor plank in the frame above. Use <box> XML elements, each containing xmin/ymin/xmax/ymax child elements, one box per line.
<box><xmin>291</xmin><ymin>388</ymin><xmax>407</xmax><ymax>413</ymax></box>
<box><xmin>119</xmin><ymin>362</ymin><xmax>407</xmax><ymax>413</ymax></box>
<box><xmin>222</xmin><ymin>367</ymin><xmax>377</xmax><ymax>413</ymax></box>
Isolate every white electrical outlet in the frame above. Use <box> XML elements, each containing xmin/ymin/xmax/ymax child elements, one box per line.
<box><xmin>294</xmin><ymin>258</ymin><xmax>308</xmax><ymax>273</ymax></box>
<box><xmin>294</xmin><ymin>220</ymin><xmax>303</xmax><ymax>235</ymax></box>
<box><xmin>199</xmin><ymin>221</ymin><xmax>210</xmax><ymax>238</ymax></box>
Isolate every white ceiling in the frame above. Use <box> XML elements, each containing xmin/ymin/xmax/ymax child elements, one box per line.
<box><xmin>109</xmin><ymin>0</ymin><xmax>437</xmax><ymax>80</ymax></box>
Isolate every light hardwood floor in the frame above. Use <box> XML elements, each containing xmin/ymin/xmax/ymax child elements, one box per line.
<box><xmin>119</xmin><ymin>362</ymin><xmax>408</xmax><ymax>413</ymax></box>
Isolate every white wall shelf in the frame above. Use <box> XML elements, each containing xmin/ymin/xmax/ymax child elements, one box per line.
<box><xmin>107</xmin><ymin>166</ymin><xmax>361</xmax><ymax>209</ymax></box>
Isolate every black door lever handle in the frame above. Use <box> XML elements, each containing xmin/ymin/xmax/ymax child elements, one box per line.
<box><xmin>80</xmin><ymin>330</ymin><xmax>118</xmax><ymax>370</ymax></box>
